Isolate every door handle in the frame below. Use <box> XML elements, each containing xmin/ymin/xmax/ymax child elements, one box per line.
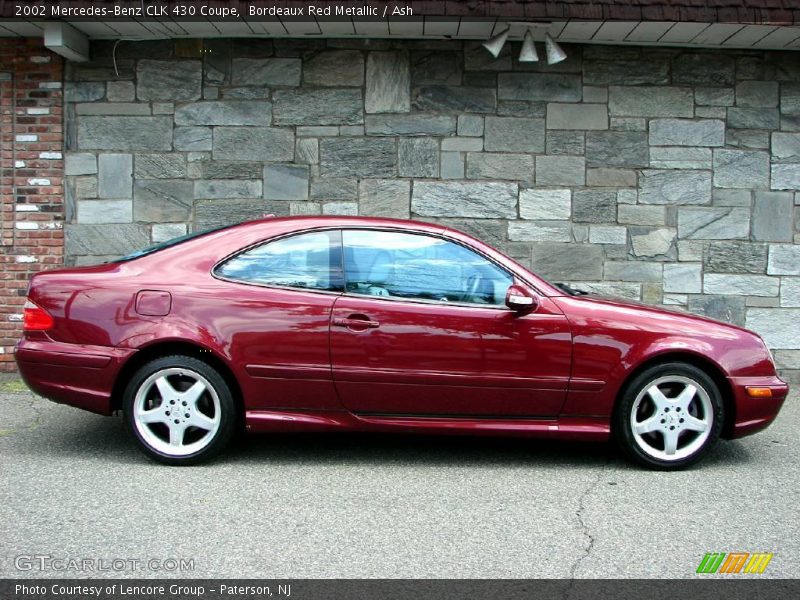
<box><xmin>332</xmin><ymin>315</ymin><xmax>380</xmax><ymax>330</ymax></box>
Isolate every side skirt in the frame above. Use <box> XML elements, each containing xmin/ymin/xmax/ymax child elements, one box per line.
<box><xmin>245</xmin><ymin>409</ymin><xmax>610</xmax><ymax>441</ymax></box>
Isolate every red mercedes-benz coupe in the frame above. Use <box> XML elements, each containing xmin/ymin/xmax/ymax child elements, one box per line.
<box><xmin>15</xmin><ymin>217</ymin><xmax>788</xmax><ymax>468</ymax></box>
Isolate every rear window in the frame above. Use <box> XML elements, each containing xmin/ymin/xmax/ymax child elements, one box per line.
<box><xmin>110</xmin><ymin>225</ymin><xmax>230</xmax><ymax>263</ymax></box>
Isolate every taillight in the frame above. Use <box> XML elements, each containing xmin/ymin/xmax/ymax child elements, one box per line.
<box><xmin>23</xmin><ymin>300</ymin><xmax>54</xmax><ymax>331</ymax></box>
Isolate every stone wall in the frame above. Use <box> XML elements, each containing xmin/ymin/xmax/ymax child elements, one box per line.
<box><xmin>63</xmin><ymin>39</ymin><xmax>800</xmax><ymax>379</ymax></box>
<box><xmin>0</xmin><ymin>39</ymin><xmax>64</xmax><ymax>371</ymax></box>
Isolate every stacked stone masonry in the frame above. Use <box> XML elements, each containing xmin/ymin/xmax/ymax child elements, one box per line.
<box><xmin>0</xmin><ymin>39</ymin><xmax>64</xmax><ymax>371</ymax></box>
<box><xmin>44</xmin><ymin>38</ymin><xmax>800</xmax><ymax>379</ymax></box>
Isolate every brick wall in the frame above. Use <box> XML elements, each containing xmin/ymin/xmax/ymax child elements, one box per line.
<box><xmin>47</xmin><ymin>38</ymin><xmax>800</xmax><ymax>381</ymax></box>
<box><xmin>0</xmin><ymin>39</ymin><xmax>64</xmax><ymax>371</ymax></box>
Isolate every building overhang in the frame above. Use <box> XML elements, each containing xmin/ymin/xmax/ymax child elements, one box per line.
<box><xmin>1</xmin><ymin>1</ymin><xmax>799</xmax><ymax>55</ymax></box>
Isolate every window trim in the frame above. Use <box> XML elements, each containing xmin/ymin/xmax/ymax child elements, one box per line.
<box><xmin>212</xmin><ymin>228</ymin><xmax>344</xmax><ymax>295</ymax></box>
<box><xmin>211</xmin><ymin>224</ymin><xmax>545</xmax><ymax>307</ymax></box>
<box><xmin>340</xmin><ymin>228</ymin><xmax>516</xmax><ymax>311</ymax></box>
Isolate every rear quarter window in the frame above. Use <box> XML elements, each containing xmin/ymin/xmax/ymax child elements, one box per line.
<box><xmin>215</xmin><ymin>231</ymin><xmax>343</xmax><ymax>292</ymax></box>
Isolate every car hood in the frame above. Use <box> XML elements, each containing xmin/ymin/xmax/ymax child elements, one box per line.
<box><xmin>555</xmin><ymin>292</ymin><xmax>757</xmax><ymax>337</ymax></box>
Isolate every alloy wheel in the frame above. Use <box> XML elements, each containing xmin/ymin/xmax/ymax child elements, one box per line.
<box><xmin>132</xmin><ymin>367</ymin><xmax>221</xmax><ymax>457</ymax></box>
<box><xmin>629</xmin><ymin>375</ymin><xmax>713</xmax><ymax>462</ymax></box>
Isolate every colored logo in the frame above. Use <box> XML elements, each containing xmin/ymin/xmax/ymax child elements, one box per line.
<box><xmin>696</xmin><ymin>552</ymin><xmax>774</xmax><ymax>574</ymax></box>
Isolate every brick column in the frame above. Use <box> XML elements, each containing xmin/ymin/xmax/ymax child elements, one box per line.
<box><xmin>0</xmin><ymin>38</ymin><xmax>64</xmax><ymax>371</ymax></box>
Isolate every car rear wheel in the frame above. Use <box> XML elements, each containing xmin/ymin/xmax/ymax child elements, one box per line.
<box><xmin>123</xmin><ymin>356</ymin><xmax>236</xmax><ymax>465</ymax></box>
<box><xmin>615</xmin><ymin>362</ymin><xmax>724</xmax><ymax>470</ymax></box>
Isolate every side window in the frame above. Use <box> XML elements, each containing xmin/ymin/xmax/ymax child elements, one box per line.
<box><xmin>216</xmin><ymin>231</ymin><xmax>342</xmax><ymax>291</ymax></box>
<box><xmin>343</xmin><ymin>230</ymin><xmax>513</xmax><ymax>306</ymax></box>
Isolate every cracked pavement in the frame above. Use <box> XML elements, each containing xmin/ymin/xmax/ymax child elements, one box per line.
<box><xmin>0</xmin><ymin>378</ymin><xmax>797</xmax><ymax>579</ymax></box>
<box><xmin>568</xmin><ymin>462</ymin><xmax>606</xmax><ymax>581</ymax></box>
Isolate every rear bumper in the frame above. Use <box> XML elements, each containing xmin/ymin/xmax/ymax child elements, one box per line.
<box><xmin>15</xmin><ymin>338</ymin><xmax>135</xmax><ymax>415</ymax></box>
<box><xmin>728</xmin><ymin>375</ymin><xmax>789</xmax><ymax>438</ymax></box>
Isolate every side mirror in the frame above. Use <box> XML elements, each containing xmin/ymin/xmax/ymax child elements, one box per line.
<box><xmin>505</xmin><ymin>284</ymin><xmax>538</xmax><ymax>312</ymax></box>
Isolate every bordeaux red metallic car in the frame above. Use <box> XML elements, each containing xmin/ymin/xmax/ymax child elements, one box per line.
<box><xmin>15</xmin><ymin>217</ymin><xmax>788</xmax><ymax>468</ymax></box>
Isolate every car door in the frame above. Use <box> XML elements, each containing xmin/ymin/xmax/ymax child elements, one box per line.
<box><xmin>213</xmin><ymin>229</ymin><xmax>343</xmax><ymax>411</ymax></box>
<box><xmin>329</xmin><ymin>229</ymin><xmax>572</xmax><ymax>417</ymax></box>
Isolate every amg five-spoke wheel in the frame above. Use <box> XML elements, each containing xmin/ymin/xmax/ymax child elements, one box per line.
<box><xmin>631</xmin><ymin>376</ymin><xmax>712</xmax><ymax>460</ymax></box>
<box><xmin>124</xmin><ymin>356</ymin><xmax>236</xmax><ymax>465</ymax></box>
<box><xmin>133</xmin><ymin>368</ymin><xmax>220</xmax><ymax>456</ymax></box>
<box><xmin>616</xmin><ymin>362</ymin><xmax>724</xmax><ymax>470</ymax></box>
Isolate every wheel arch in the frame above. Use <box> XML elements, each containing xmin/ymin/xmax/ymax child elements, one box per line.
<box><xmin>612</xmin><ymin>351</ymin><xmax>736</xmax><ymax>439</ymax></box>
<box><xmin>111</xmin><ymin>340</ymin><xmax>244</xmax><ymax>419</ymax></box>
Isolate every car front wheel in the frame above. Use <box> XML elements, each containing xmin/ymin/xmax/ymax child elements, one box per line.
<box><xmin>615</xmin><ymin>362</ymin><xmax>724</xmax><ymax>470</ymax></box>
<box><xmin>123</xmin><ymin>355</ymin><xmax>236</xmax><ymax>465</ymax></box>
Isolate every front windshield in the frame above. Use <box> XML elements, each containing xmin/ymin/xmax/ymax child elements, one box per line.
<box><xmin>110</xmin><ymin>225</ymin><xmax>230</xmax><ymax>263</ymax></box>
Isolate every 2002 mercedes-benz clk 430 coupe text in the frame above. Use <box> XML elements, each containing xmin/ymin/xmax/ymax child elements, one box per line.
<box><xmin>15</xmin><ymin>217</ymin><xmax>788</xmax><ymax>468</ymax></box>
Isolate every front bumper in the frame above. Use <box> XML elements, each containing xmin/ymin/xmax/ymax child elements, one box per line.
<box><xmin>728</xmin><ymin>375</ymin><xmax>789</xmax><ymax>438</ymax></box>
<box><xmin>15</xmin><ymin>338</ymin><xmax>135</xmax><ymax>415</ymax></box>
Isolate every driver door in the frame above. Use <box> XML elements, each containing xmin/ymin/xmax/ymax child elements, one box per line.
<box><xmin>329</xmin><ymin>229</ymin><xmax>572</xmax><ymax>417</ymax></box>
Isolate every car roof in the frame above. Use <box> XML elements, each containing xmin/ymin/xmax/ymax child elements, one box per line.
<box><xmin>196</xmin><ymin>215</ymin><xmax>450</xmax><ymax>252</ymax></box>
<box><xmin>228</xmin><ymin>215</ymin><xmax>446</xmax><ymax>232</ymax></box>
<box><xmin>134</xmin><ymin>215</ymin><xmax>449</xmax><ymax>269</ymax></box>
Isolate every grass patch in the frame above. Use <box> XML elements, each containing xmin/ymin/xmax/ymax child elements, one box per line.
<box><xmin>0</xmin><ymin>379</ymin><xmax>28</xmax><ymax>393</ymax></box>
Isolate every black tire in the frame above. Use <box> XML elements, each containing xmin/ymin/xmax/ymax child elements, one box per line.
<box><xmin>123</xmin><ymin>355</ymin><xmax>237</xmax><ymax>465</ymax></box>
<box><xmin>614</xmin><ymin>362</ymin><xmax>724</xmax><ymax>470</ymax></box>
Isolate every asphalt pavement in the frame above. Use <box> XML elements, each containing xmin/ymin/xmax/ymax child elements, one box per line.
<box><xmin>1</xmin><ymin>376</ymin><xmax>797</xmax><ymax>579</ymax></box>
